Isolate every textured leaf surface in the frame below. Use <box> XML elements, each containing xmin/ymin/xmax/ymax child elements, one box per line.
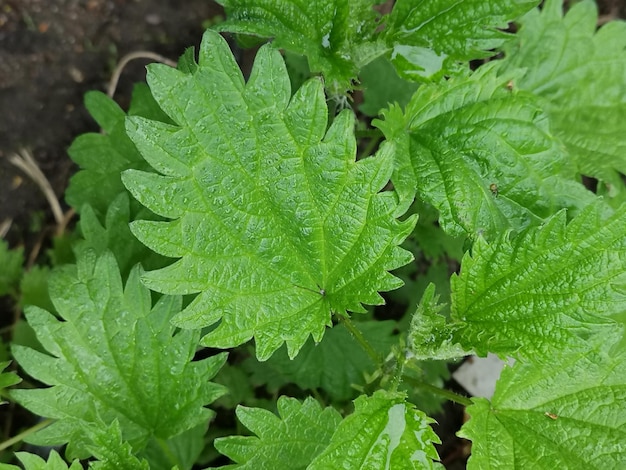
<box><xmin>375</xmin><ymin>63</ymin><xmax>593</xmax><ymax>238</ymax></box>
<box><xmin>0</xmin><ymin>451</ymin><xmax>82</xmax><ymax>470</ymax></box>
<box><xmin>450</xmin><ymin>202</ymin><xmax>626</xmax><ymax>359</ymax></box>
<box><xmin>384</xmin><ymin>0</ymin><xmax>538</xmax><ymax>80</ymax></box>
<box><xmin>84</xmin><ymin>420</ymin><xmax>150</xmax><ymax>470</ymax></box>
<box><xmin>214</xmin><ymin>396</ymin><xmax>342</xmax><ymax>469</ymax></box>
<box><xmin>215</xmin><ymin>0</ymin><xmax>383</xmax><ymax>94</ymax></box>
<box><xmin>122</xmin><ymin>30</ymin><xmax>416</xmax><ymax>360</ymax></box>
<box><xmin>244</xmin><ymin>320</ymin><xmax>397</xmax><ymax>401</ymax></box>
<box><xmin>76</xmin><ymin>193</ymin><xmax>166</xmax><ymax>279</ymax></box>
<box><xmin>309</xmin><ymin>390</ymin><xmax>441</xmax><ymax>469</ymax></box>
<box><xmin>10</xmin><ymin>251</ymin><xmax>226</xmax><ymax>458</ymax></box>
<box><xmin>499</xmin><ymin>0</ymin><xmax>626</xmax><ymax>203</ymax></box>
<box><xmin>460</xmin><ymin>329</ymin><xmax>626</xmax><ymax>469</ymax></box>
<box><xmin>138</xmin><ymin>424</ymin><xmax>206</xmax><ymax>470</ymax></box>
<box><xmin>408</xmin><ymin>284</ymin><xmax>467</xmax><ymax>361</ymax></box>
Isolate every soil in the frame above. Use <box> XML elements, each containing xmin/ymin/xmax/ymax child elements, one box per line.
<box><xmin>0</xmin><ymin>0</ymin><xmax>625</xmax><ymax>468</ymax></box>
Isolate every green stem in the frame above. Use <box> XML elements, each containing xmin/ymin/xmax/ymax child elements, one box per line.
<box><xmin>0</xmin><ymin>419</ymin><xmax>53</xmax><ymax>452</ymax></box>
<box><xmin>355</xmin><ymin>128</ymin><xmax>383</xmax><ymax>139</ymax></box>
<box><xmin>403</xmin><ymin>376</ymin><xmax>473</xmax><ymax>407</ymax></box>
<box><xmin>338</xmin><ymin>315</ymin><xmax>381</xmax><ymax>365</ymax></box>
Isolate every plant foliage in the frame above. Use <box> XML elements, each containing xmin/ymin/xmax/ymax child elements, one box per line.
<box><xmin>1</xmin><ymin>0</ymin><xmax>625</xmax><ymax>468</ymax></box>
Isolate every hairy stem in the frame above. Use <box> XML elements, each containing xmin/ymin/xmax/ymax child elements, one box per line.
<box><xmin>338</xmin><ymin>315</ymin><xmax>381</xmax><ymax>365</ymax></box>
<box><xmin>403</xmin><ymin>376</ymin><xmax>473</xmax><ymax>407</ymax></box>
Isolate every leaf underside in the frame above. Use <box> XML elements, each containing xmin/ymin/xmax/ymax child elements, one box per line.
<box><xmin>122</xmin><ymin>30</ymin><xmax>415</xmax><ymax>360</ymax></box>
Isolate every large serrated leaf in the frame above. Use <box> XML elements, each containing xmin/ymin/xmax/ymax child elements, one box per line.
<box><xmin>10</xmin><ymin>250</ymin><xmax>226</xmax><ymax>459</ymax></box>
<box><xmin>498</xmin><ymin>0</ymin><xmax>626</xmax><ymax>204</ymax></box>
<box><xmin>214</xmin><ymin>396</ymin><xmax>342</xmax><ymax>469</ymax></box>
<box><xmin>459</xmin><ymin>329</ymin><xmax>626</xmax><ymax>469</ymax></box>
<box><xmin>308</xmin><ymin>390</ymin><xmax>441</xmax><ymax>469</ymax></box>
<box><xmin>215</xmin><ymin>0</ymin><xmax>384</xmax><ymax>95</ymax></box>
<box><xmin>450</xmin><ymin>201</ymin><xmax>626</xmax><ymax>360</ymax></box>
<box><xmin>375</xmin><ymin>63</ymin><xmax>594</xmax><ymax>239</ymax></box>
<box><xmin>122</xmin><ymin>30</ymin><xmax>416</xmax><ymax>360</ymax></box>
<box><xmin>384</xmin><ymin>0</ymin><xmax>538</xmax><ymax>80</ymax></box>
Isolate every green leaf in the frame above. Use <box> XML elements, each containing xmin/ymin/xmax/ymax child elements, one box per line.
<box><xmin>375</xmin><ymin>63</ymin><xmax>594</xmax><ymax>238</ymax></box>
<box><xmin>138</xmin><ymin>424</ymin><xmax>206</xmax><ymax>470</ymax></box>
<box><xmin>84</xmin><ymin>419</ymin><xmax>150</xmax><ymax>470</ymax></box>
<box><xmin>214</xmin><ymin>396</ymin><xmax>342</xmax><ymax>469</ymax></box>
<box><xmin>19</xmin><ymin>266</ymin><xmax>55</xmax><ymax>313</ymax></box>
<box><xmin>460</xmin><ymin>329</ymin><xmax>626</xmax><ymax>469</ymax></box>
<box><xmin>498</xmin><ymin>0</ymin><xmax>626</xmax><ymax>204</ymax></box>
<box><xmin>0</xmin><ymin>240</ymin><xmax>23</xmax><ymax>297</ymax></box>
<box><xmin>214</xmin><ymin>363</ymin><xmax>256</xmax><ymax>409</ymax></box>
<box><xmin>0</xmin><ymin>451</ymin><xmax>82</xmax><ymax>470</ymax></box>
<box><xmin>0</xmin><ymin>361</ymin><xmax>20</xmax><ymax>405</ymax></box>
<box><xmin>122</xmin><ymin>30</ymin><xmax>416</xmax><ymax>360</ymax></box>
<box><xmin>244</xmin><ymin>320</ymin><xmax>397</xmax><ymax>401</ymax></box>
<box><xmin>449</xmin><ymin>201</ymin><xmax>626</xmax><ymax>359</ymax></box>
<box><xmin>66</xmin><ymin>91</ymin><xmax>152</xmax><ymax>216</ymax></box>
<box><xmin>309</xmin><ymin>390</ymin><xmax>441</xmax><ymax>469</ymax></box>
<box><xmin>76</xmin><ymin>193</ymin><xmax>166</xmax><ymax>279</ymax></box>
<box><xmin>214</xmin><ymin>0</ymin><xmax>384</xmax><ymax>95</ymax></box>
<box><xmin>408</xmin><ymin>284</ymin><xmax>467</xmax><ymax>361</ymax></box>
<box><xmin>359</xmin><ymin>56</ymin><xmax>419</xmax><ymax>117</ymax></box>
<box><xmin>384</xmin><ymin>0</ymin><xmax>539</xmax><ymax>80</ymax></box>
<box><xmin>10</xmin><ymin>250</ymin><xmax>227</xmax><ymax>458</ymax></box>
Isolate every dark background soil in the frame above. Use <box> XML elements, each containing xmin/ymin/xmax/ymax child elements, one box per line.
<box><xmin>0</xmin><ymin>0</ymin><xmax>624</xmax><ymax>468</ymax></box>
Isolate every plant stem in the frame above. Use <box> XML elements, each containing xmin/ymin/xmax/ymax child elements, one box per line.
<box><xmin>0</xmin><ymin>419</ymin><xmax>52</xmax><ymax>452</ymax></box>
<box><xmin>338</xmin><ymin>315</ymin><xmax>381</xmax><ymax>365</ymax></box>
<box><xmin>403</xmin><ymin>376</ymin><xmax>473</xmax><ymax>407</ymax></box>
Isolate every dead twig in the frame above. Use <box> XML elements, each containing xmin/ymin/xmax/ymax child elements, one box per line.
<box><xmin>107</xmin><ymin>51</ymin><xmax>177</xmax><ymax>98</ymax></box>
<box><xmin>8</xmin><ymin>149</ymin><xmax>64</xmax><ymax>227</ymax></box>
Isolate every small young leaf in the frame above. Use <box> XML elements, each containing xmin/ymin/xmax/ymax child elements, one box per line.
<box><xmin>498</xmin><ymin>0</ymin><xmax>626</xmax><ymax>204</ymax></box>
<box><xmin>10</xmin><ymin>251</ymin><xmax>227</xmax><ymax>458</ymax></box>
<box><xmin>450</xmin><ymin>201</ymin><xmax>626</xmax><ymax>360</ymax></box>
<box><xmin>122</xmin><ymin>30</ymin><xmax>416</xmax><ymax>360</ymax></box>
<box><xmin>384</xmin><ymin>0</ymin><xmax>539</xmax><ymax>80</ymax></box>
<box><xmin>66</xmin><ymin>91</ymin><xmax>152</xmax><ymax>216</ymax></box>
<box><xmin>214</xmin><ymin>396</ymin><xmax>342</xmax><ymax>469</ymax></box>
<box><xmin>244</xmin><ymin>320</ymin><xmax>397</xmax><ymax>401</ymax></box>
<box><xmin>84</xmin><ymin>419</ymin><xmax>150</xmax><ymax>470</ymax></box>
<box><xmin>408</xmin><ymin>284</ymin><xmax>467</xmax><ymax>361</ymax></box>
<box><xmin>0</xmin><ymin>240</ymin><xmax>23</xmax><ymax>297</ymax></box>
<box><xmin>375</xmin><ymin>63</ymin><xmax>594</xmax><ymax>238</ymax></box>
<box><xmin>308</xmin><ymin>390</ymin><xmax>441</xmax><ymax>469</ymax></box>
<box><xmin>460</xmin><ymin>329</ymin><xmax>626</xmax><ymax>469</ymax></box>
<box><xmin>0</xmin><ymin>361</ymin><xmax>20</xmax><ymax>405</ymax></box>
<box><xmin>214</xmin><ymin>0</ymin><xmax>384</xmax><ymax>95</ymax></box>
<box><xmin>138</xmin><ymin>423</ymin><xmax>206</xmax><ymax>470</ymax></box>
<box><xmin>19</xmin><ymin>266</ymin><xmax>55</xmax><ymax>313</ymax></box>
<box><xmin>0</xmin><ymin>451</ymin><xmax>82</xmax><ymax>470</ymax></box>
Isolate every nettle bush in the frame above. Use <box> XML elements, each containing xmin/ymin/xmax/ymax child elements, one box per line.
<box><xmin>1</xmin><ymin>0</ymin><xmax>626</xmax><ymax>468</ymax></box>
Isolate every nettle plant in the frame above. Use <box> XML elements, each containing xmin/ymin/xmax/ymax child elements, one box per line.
<box><xmin>1</xmin><ymin>0</ymin><xmax>626</xmax><ymax>468</ymax></box>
